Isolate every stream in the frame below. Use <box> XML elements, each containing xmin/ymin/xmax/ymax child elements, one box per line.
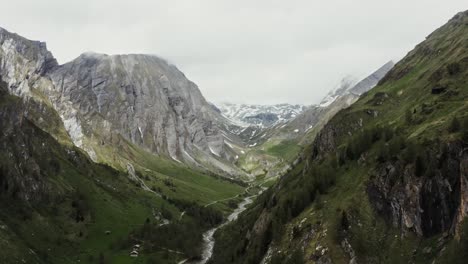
<box><xmin>182</xmin><ymin>187</ymin><xmax>265</xmax><ymax>264</ymax></box>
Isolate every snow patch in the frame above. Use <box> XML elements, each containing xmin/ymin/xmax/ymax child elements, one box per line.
<box><xmin>171</xmin><ymin>155</ymin><xmax>182</xmax><ymax>163</ymax></box>
<box><xmin>138</xmin><ymin>126</ymin><xmax>144</xmax><ymax>140</ymax></box>
<box><xmin>209</xmin><ymin>146</ymin><xmax>220</xmax><ymax>157</ymax></box>
<box><xmin>183</xmin><ymin>150</ymin><xmax>197</xmax><ymax>164</ymax></box>
<box><xmin>224</xmin><ymin>141</ymin><xmax>234</xmax><ymax>149</ymax></box>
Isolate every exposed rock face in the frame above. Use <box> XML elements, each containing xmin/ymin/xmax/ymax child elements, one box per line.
<box><xmin>310</xmin><ymin>107</ymin><xmax>468</xmax><ymax>238</ymax></box>
<box><xmin>0</xmin><ymin>27</ymin><xmax>242</xmax><ymax>176</ymax></box>
<box><xmin>0</xmin><ymin>80</ymin><xmax>53</xmax><ymax>203</ymax></box>
<box><xmin>349</xmin><ymin>61</ymin><xmax>395</xmax><ymax>95</ymax></box>
<box><xmin>48</xmin><ymin>53</ymin><xmax>227</xmax><ymax>162</ymax></box>
<box><xmin>0</xmin><ymin>28</ymin><xmax>57</xmax><ymax>96</ymax></box>
<box><xmin>368</xmin><ymin>142</ymin><xmax>467</xmax><ymax>236</ymax></box>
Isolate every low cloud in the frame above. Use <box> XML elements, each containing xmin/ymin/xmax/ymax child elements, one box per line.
<box><xmin>2</xmin><ymin>0</ymin><xmax>466</xmax><ymax>104</ymax></box>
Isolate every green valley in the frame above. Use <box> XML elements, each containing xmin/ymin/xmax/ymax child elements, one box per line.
<box><xmin>1</xmin><ymin>5</ymin><xmax>467</xmax><ymax>264</ymax></box>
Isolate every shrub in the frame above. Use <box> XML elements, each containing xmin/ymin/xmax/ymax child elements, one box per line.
<box><xmin>415</xmin><ymin>155</ymin><xmax>426</xmax><ymax>177</ymax></box>
<box><xmin>462</xmin><ymin>117</ymin><xmax>468</xmax><ymax>142</ymax></box>
<box><xmin>447</xmin><ymin>62</ymin><xmax>461</xmax><ymax>75</ymax></box>
<box><xmin>405</xmin><ymin>109</ymin><xmax>413</xmax><ymax>124</ymax></box>
<box><xmin>448</xmin><ymin>116</ymin><xmax>461</xmax><ymax>133</ymax></box>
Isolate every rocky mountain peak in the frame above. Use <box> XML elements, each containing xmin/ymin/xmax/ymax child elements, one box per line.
<box><xmin>319</xmin><ymin>61</ymin><xmax>394</xmax><ymax>107</ymax></box>
<box><xmin>0</xmin><ymin>27</ymin><xmax>57</xmax><ymax>77</ymax></box>
<box><xmin>319</xmin><ymin>76</ymin><xmax>357</xmax><ymax>107</ymax></box>
<box><xmin>0</xmin><ymin>28</ymin><xmax>245</xmax><ymax>177</ymax></box>
<box><xmin>349</xmin><ymin>60</ymin><xmax>395</xmax><ymax>95</ymax></box>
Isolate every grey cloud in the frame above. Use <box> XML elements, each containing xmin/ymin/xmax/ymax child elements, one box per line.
<box><xmin>1</xmin><ymin>0</ymin><xmax>466</xmax><ymax>104</ymax></box>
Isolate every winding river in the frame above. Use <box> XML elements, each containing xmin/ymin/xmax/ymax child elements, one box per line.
<box><xmin>182</xmin><ymin>187</ymin><xmax>265</xmax><ymax>264</ymax></box>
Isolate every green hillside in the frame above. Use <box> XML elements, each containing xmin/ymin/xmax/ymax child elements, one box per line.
<box><xmin>0</xmin><ymin>80</ymin><xmax>244</xmax><ymax>263</ymax></box>
<box><xmin>210</xmin><ymin>10</ymin><xmax>468</xmax><ymax>264</ymax></box>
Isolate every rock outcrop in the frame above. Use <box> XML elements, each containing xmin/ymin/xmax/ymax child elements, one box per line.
<box><xmin>368</xmin><ymin>141</ymin><xmax>468</xmax><ymax>237</ymax></box>
<box><xmin>0</xmin><ymin>28</ymin><xmax>57</xmax><ymax>96</ymax></box>
<box><xmin>348</xmin><ymin>61</ymin><xmax>395</xmax><ymax>95</ymax></box>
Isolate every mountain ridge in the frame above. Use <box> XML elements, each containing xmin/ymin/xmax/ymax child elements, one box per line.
<box><xmin>0</xmin><ymin>26</ymin><xmax>248</xmax><ymax>177</ymax></box>
<box><xmin>210</xmin><ymin>10</ymin><xmax>468</xmax><ymax>264</ymax></box>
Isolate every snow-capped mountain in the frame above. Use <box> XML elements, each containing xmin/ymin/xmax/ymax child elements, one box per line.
<box><xmin>319</xmin><ymin>76</ymin><xmax>357</xmax><ymax>107</ymax></box>
<box><xmin>319</xmin><ymin>61</ymin><xmax>395</xmax><ymax>107</ymax></box>
<box><xmin>264</xmin><ymin>60</ymin><xmax>396</xmax><ymax>142</ymax></box>
<box><xmin>216</xmin><ymin>102</ymin><xmax>306</xmax><ymax>127</ymax></box>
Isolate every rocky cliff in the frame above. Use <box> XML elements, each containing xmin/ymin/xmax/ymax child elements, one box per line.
<box><xmin>0</xmin><ymin>27</ymin><xmax>244</xmax><ymax>177</ymax></box>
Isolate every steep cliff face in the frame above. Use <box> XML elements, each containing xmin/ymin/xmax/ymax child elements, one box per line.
<box><xmin>0</xmin><ymin>80</ymin><xmax>49</xmax><ymax>203</ymax></box>
<box><xmin>368</xmin><ymin>141</ymin><xmax>467</xmax><ymax>237</ymax></box>
<box><xmin>0</xmin><ymin>28</ymin><xmax>57</xmax><ymax>96</ymax></box>
<box><xmin>47</xmin><ymin>53</ymin><xmax>229</xmax><ymax>163</ymax></box>
<box><xmin>0</xmin><ymin>27</ymin><xmax>243</xmax><ymax>177</ymax></box>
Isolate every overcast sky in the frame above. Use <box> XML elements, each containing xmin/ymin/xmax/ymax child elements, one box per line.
<box><xmin>1</xmin><ymin>0</ymin><xmax>466</xmax><ymax>104</ymax></box>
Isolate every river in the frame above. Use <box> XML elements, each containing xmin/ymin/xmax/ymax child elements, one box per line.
<box><xmin>181</xmin><ymin>187</ymin><xmax>265</xmax><ymax>264</ymax></box>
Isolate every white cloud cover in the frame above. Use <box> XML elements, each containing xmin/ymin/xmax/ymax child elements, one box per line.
<box><xmin>1</xmin><ymin>0</ymin><xmax>466</xmax><ymax>104</ymax></box>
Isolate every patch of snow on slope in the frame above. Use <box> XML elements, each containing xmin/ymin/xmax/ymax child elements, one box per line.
<box><xmin>215</xmin><ymin>102</ymin><xmax>307</xmax><ymax>127</ymax></box>
<box><xmin>209</xmin><ymin>146</ymin><xmax>220</xmax><ymax>157</ymax></box>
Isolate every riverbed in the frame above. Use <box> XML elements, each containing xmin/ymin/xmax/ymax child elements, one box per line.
<box><xmin>182</xmin><ymin>187</ymin><xmax>265</xmax><ymax>264</ymax></box>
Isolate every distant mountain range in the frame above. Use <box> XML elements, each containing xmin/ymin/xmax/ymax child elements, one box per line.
<box><xmin>216</xmin><ymin>60</ymin><xmax>395</xmax><ymax>144</ymax></box>
<box><xmin>210</xmin><ymin>10</ymin><xmax>468</xmax><ymax>264</ymax></box>
<box><xmin>216</xmin><ymin>102</ymin><xmax>306</xmax><ymax>127</ymax></box>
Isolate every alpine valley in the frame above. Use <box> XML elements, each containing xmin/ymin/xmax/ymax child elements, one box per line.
<box><xmin>0</xmin><ymin>9</ymin><xmax>467</xmax><ymax>264</ymax></box>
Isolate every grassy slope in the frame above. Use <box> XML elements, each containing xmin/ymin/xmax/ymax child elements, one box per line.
<box><xmin>210</xmin><ymin>10</ymin><xmax>468</xmax><ymax>264</ymax></box>
<box><xmin>0</xmin><ymin>85</ymin><xmax>244</xmax><ymax>264</ymax></box>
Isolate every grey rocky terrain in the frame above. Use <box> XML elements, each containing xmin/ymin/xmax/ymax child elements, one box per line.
<box><xmin>0</xmin><ymin>27</ymin><xmax>245</xmax><ymax>177</ymax></box>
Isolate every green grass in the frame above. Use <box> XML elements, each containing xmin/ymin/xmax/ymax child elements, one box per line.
<box><xmin>264</xmin><ymin>139</ymin><xmax>301</xmax><ymax>162</ymax></box>
<box><xmin>0</xmin><ymin>87</ymin><xmax>246</xmax><ymax>263</ymax></box>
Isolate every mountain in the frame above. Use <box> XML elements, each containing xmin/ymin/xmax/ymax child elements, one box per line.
<box><xmin>244</xmin><ymin>60</ymin><xmax>394</xmax><ymax>150</ymax></box>
<box><xmin>0</xmin><ymin>75</ymin><xmax>244</xmax><ymax>263</ymax></box>
<box><xmin>226</xmin><ymin>61</ymin><xmax>395</xmax><ymax>180</ymax></box>
<box><xmin>0</xmin><ymin>27</ymin><xmax>246</xmax><ymax>177</ymax></box>
<box><xmin>319</xmin><ymin>61</ymin><xmax>395</xmax><ymax>107</ymax></box>
<box><xmin>270</xmin><ymin>60</ymin><xmax>395</xmax><ymax>140</ymax></box>
<box><xmin>0</xmin><ymin>26</ymin><xmax>249</xmax><ymax>263</ymax></box>
<box><xmin>210</xmin><ymin>10</ymin><xmax>468</xmax><ymax>264</ymax></box>
<box><xmin>349</xmin><ymin>60</ymin><xmax>395</xmax><ymax>95</ymax></box>
<box><xmin>217</xmin><ymin>102</ymin><xmax>306</xmax><ymax>127</ymax></box>
<box><xmin>319</xmin><ymin>75</ymin><xmax>357</xmax><ymax>107</ymax></box>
